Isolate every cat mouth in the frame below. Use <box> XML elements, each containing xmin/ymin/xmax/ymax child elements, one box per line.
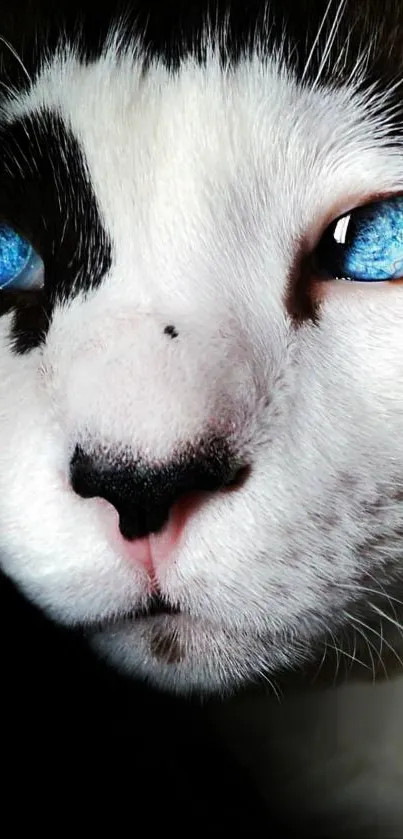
<box><xmin>136</xmin><ymin>593</ymin><xmax>182</xmax><ymax>619</ymax></box>
<box><xmin>80</xmin><ymin>594</ymin><xmax>189</xmax><ymax>665</ymax></box>
<box><xmin>79</xmin><ymin>593</ymin><xmax>183</xmax><ymax>634</ymax></box>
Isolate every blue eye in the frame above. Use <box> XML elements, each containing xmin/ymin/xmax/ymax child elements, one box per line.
<box><xmin>314</xmin><ymin>195</ymin><xmax>403</xmax><ymax>282</ymax></box>
<box><xmin>0</xmin><ymin>225</ymin><xmax>44</xmax><ymax>291</ymax></box>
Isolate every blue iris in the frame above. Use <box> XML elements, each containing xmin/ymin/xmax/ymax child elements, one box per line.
<box><xmin>0</xmin><ymin>225</ymin><xmax>43</xmax><ymax>290</ymax></box>
<box><xmin>314</xmin><ymin>195</ymin><xmax>403</xmax><ymax>282</ymax></box>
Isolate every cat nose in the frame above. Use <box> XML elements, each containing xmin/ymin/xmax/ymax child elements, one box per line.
<box><xmin>70</xmin><ymin>441</ymin><xmax>243</xmax><ymax>541</ymax></box>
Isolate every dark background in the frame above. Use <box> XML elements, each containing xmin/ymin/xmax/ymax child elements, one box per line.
<box><xmin>1</xmin><ymin>572</ymin><xmax>275</xmax><ymax>829</ymax></box>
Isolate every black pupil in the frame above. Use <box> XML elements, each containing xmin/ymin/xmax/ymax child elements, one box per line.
<box><xmin>314</xmin><ymin>212</ymin><xmax>358</xmax><ymax>279</ymax></box>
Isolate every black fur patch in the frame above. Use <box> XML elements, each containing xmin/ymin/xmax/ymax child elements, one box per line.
<box><xmin>0</xmin><ymin>110</ymin><xmax>112</xmax><ymax>352</ymax></box>
<box><xmin>0</xmin><ymin>290</ymin><xmax>50</xmax><ymax>353</ymax></box>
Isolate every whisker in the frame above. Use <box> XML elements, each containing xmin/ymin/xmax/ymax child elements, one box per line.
<box><xmin>313</xmin><ymin>0</ymin><xmax>348</xmax><ymax>88</ymax></box>
<box><xmin>260</xmin><ymin>672</ymin><xmax>283</xmax><ymax>703</ymax></box>
<box><xmin>369</xmin><ymin>603</ymin><xmax>403</xmax><ymax>670</ymax></box>
<box><xmin>327</xmin><ymin>640</ymin><xmax>370</xmax><ymax>673</ymax></box>
<box><xmin>301</xmin><ymin>0</ymin><xmax>335</xmax><ymax>85</ymax></box>
<box><xmin>311</xmin><ymin>640</ymin><xmax>329</xmax><ymax>683</ymax></box>
<box><xmin>346</xmin><ymin>628</ymin><xmax>360</xmax><ymax>675</ymax></box>
<box><xmin>333</xmin><ymin>579</ymin><xmax>403</xmax><ymax>615</ymax></box>
<box><xmin>0</xmin><ymin>36</ymin><xmax>31</xmax><ymax>85</ymax></box>
<box><xmin>344</xmin><ymin>612</ymin><xmax>388</xmax><ymax>680</ymax></box>
<box><xmin>358</xmin><ymin>628</ymin><xmax>376</xmax><ymax>681</ymax></box>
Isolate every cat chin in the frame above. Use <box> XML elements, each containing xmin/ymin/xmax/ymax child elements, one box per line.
<box><xmin>85</xmin><ymin>612</ymin><xmax>298</xmax><ymax>695</ymax></box>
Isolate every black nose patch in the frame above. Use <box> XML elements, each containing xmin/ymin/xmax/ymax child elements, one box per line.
<box><xmin>70</xmin><ymin>439</ymin><xmax>242</xmax><ymax>540</ymax></box>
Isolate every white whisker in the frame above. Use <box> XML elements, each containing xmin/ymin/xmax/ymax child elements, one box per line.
<box><xmin>0</xmin><ymin>36</ymin><xmax>31</xmax><ymax>84</ymax></box>
<box><xmin>301</xmin><ymin>0</ymin><xmax>335</xmax><ymax>85</ymax></box>
<box><xmin>344</xmin><ymin>612</ymin><xmax>388</xmax><ymax>680</ymax></box>
<box><xmin>312</xmin><ymin>640</ymin><xmax>329</xmax><ymax>683</ymax></box>
<box><xmin>258</xmin><ymin>670</ymin><xmax>283</xmax><ymax>703</ymax></box>
<box><xmin>312</xmin><ymin>0</ymin><xmax>348</xmax><ymax>88</ymax></box>
<box><xmin>369</xmin><ymin>604</ymin><xmax>403</xmax><ymax>670</ymax></box>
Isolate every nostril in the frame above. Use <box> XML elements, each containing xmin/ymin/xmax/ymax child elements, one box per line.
<box><xmin>222</xmin><ymin>464</ymin><xmax>251</xmax><ymax>492</ymax></box>
<box><xmin>118</xmin><ymin>503</ymin><xmax>170</xmax><ymax>541</ymax></box>
<box><xmin>70</xmin><ymin>447</ymin><xmax>101</xmax><ymax>499</ymax></box>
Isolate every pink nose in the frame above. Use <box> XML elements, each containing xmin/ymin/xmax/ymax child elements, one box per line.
<box><xmin>118</xmin><ymin>492</ymin><xmax>204</xmax><ymax>574</ymax></box>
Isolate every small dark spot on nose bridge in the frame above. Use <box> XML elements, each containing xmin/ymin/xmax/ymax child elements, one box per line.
<box><xmin>164</xmin><ymin>324</ymin><xmax>179</xmax><ymax>339</ymax></box>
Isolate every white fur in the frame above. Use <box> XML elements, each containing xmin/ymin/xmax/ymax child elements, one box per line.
<box><xmin>2</xmin><ymin>40</ymin><xmax>403</xmax><ymax>828</ymax></box>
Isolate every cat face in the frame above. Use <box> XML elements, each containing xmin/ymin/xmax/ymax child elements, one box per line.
<box><xmin>1</xmin><ymin>0</ymin><xmax>403</xmax><ymax>693</ymax></box>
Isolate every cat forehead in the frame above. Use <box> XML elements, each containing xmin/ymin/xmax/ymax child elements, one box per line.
<box><xmin>3</xmin><ymin>49</ymin><xmax>402</xmax><ymax>238</ymax></box>
<box><xmin>2</xmin><ymin>0</ymin><xmax>403</xmax><ymax>218</ymax></box>
<box><xmin>1</xmin><ymin>3</ymin><xmax>403</xmax><ymax>321</ymax></box>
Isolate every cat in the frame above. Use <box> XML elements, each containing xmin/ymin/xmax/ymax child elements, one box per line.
<box><xmin>1</xmin><ymin>1</ymin><xmax>403</xmax><ymax>834</ymax></box>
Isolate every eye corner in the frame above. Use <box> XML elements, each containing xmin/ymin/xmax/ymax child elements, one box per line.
<box><xmin>285</xmin><ymin>249</ymin><xmax>321</xmax><ymax>326</ymax></box>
